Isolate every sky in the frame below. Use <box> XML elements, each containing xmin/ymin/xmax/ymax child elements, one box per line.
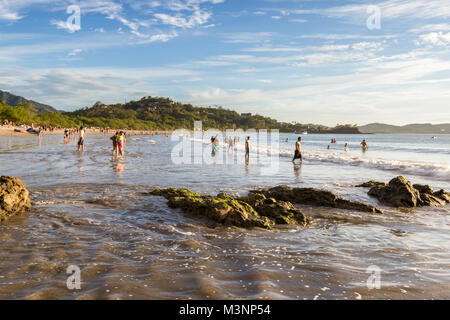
<box><xmin>0</xmin><ymin>0</ymin><xmax>450</xmax><ymax>126</ymax></box>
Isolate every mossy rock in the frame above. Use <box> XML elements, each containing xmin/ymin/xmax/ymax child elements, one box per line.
<box><xmin>256</xmin><ymin>185</ymin><xmax>383</xmax><ymax>214</ymax></box>
<box><xmin>238</xmin><ymin>192</ymin><xmax>267</xmax><ymax>207</ymax></box>
<box><xmin>434</xmin><ymin>189</ymin><xmax>450</xmax><ymax>203</ymax></box>
<box><xmin>413</xmin><ymin>184</ymin><xmax>434</xmax><ymax>195</ymax></box>
<box><xmin>356</xmin><ymin>181</ymin><xmax>387</xmax><ymax>188</ymax></box>
<box><xmin>150</xmin><ymin>188</ymin><xmax>312</xmax><ymax>229</ymax></box>
<box><xmin>152</xmin><ymin>188</ymin><xmax>274</xmax><ymax>229</ymax></box>
<box><xmin>240</xmin><ymin>193</ymin><xmax>308</xmax><ymax>226</ymax></box>
<box><xmin>151</xmin><ymin>188</ymin><xmax>201</xmax><ymax>199</ymax></box>
<box><xmin>217</xmin><ymin>193</ymin><xmax>233</xmax><ymax>200</ymax></box>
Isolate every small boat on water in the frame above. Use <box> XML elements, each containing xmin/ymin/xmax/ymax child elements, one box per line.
<box><xmin>432</xmin><ymin>136</ymin><xmax>438</xmax><ymax>139</ymax></box>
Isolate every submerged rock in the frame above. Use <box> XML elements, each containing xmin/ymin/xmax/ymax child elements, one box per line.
<box><xmin>420</xmin><ymin>193</ymin><xmax>446</xmax><ymax>207</ymax></box>
<box><xmin>368</xmin><ymin>176</ymin><xmax>449</xmax><ymax>208</ymax></box>
<box><xmin>0</xmin><ymin>176</ymin><xmax>31</xmax><ymax>220</ymax></box>
<box><xmin>150</xmin><ymin>188</ymin><xmax>310</xmax><ymax>229</ymax></box>
<box><xmin>356</xmin><ymin>181</ymin><xmax>387</xmax><ymax>188</ymax></box>
<box><xmin>254</xmin><ymin>185</ymin><xmax>383</xmax><ymax>214</ymax></box>
<box><xmin>413</xmin><ymin>184</ymin><xmax>434</xmax><ymax>195</ymax></box>
<box><xmin>368</xmin><ymin>176</ymin><xmax>420</xmax><ymax>208</ymax></box>
<box><xmin>434</xmin><ymin>190</ymin><xmax>450</xmax><ymax>203</ymax></box>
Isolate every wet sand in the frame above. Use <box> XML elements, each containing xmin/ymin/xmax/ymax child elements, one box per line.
<box><xmin>0</xmin><ymin>133</ymin><xmax>449</xmax><ymax>300</ymax></box>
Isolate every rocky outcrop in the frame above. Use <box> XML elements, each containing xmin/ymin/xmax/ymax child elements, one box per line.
<box><xmin>368</xmin><ymin>176</ymin><xmax>421</xmax><ymax>208</ymax></box>
<box><xmin>151</xmin><ymin>188</ymin><xmax>309</xmax><ymax>229</ymax></box>
<box><xmin>238</xmin><ymin>193</ymin><xmax>308</xmax><ymax>226</ymax></box>
<box><xmin>413</xmin><ymin>184</ymin><xmax>434</xmax><ymax>195</ymax></box>
<box><xmin>253</xmin><ymin>185</ymin><xmax>383</xmax><ymax>214</ymax></box>
<box><xmin>0</xmin><ymin>176</ymin><xmax>31</xmax><ymax>220</ymax></box>
<box><xmin>366</xmin><ymin>176</ymin><xmax>449</xmax><ymax>208</ymax></box>
<box><xmin>356</xmin><ymin>181</ymin><xmax>387</xmax><ymax>188</ymax></box>
<box><xmin>434</xmin><ymin>190</ymin><xmax>450</xmax><ymax>203</ymax></box>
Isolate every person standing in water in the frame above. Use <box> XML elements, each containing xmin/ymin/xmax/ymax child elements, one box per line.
<box><xmin>292</xmin><ymin>137</ymin><xmax>303</xmax><ymax>163</ymax></box>
<box><xmin>361</xmin><ymin>139</ymin><xmax>368</xmax><ymax>151</ymax></box>
<box><xmin>245</xmin><ymin>136</ymin><xmax>250</xmax><ymax>160</ymax></box>
<box><xmin>77</xmin><ymin>126</ymin><xmax>85</xmax><ymax>151</ymax></box>
<box><xmin>344</xmin><ymin>143</ymin><xmax>349</xmax><ymax>151</ymax></box>
<box><xmin>111</xmin><ymin>131</ymin><xmax>119</xmax><ymax>157</ymax></box>
<box><xmin>118</xmin><ymin>131</ymin><xmax>126</xmax><ymax>157</ymax></box>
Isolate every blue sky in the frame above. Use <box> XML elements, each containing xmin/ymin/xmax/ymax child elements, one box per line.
<box><xmin>0</xmin><ymin>0</ymin><xmax>450</xmax><ymax>126</ymax></box>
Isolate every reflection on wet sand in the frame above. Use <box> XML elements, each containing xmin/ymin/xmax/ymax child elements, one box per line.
<box><xmin>293</xmin><ymin>164</ymin><xmax>302</xmax><ymax>183</ymax></box>
<box><xmin>0</xmin><ymin>134</ymin><xmax>449</xmax><ymax>299</ymax></box>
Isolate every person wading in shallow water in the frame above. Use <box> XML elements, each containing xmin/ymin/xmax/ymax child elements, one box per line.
<box><xmin>361</xmin><ymin>139</ymin><xmax>368</xmax><ymax>151</ymax></box>
<box><xmin>77</xmin><ymin>126</ymin><xmax>85</xmax><ymax>152</ymax></box>
<box><xmin>292</xmin><ymin>137</ymin><xmax>303</xmax><ymax>164</ymax></box>
<box><xmin>245</xmin><ymin>136</ymin><xmax>250</xmax><ymax>160</ymax></box>
<box><xmin>118</xmin><ymin>131</ymin><xmax>126</xmax><ymax>157</ymax></box>
<box><xmin>111</xmin><ymin>131</ymin><xmax>119</xmax><ymax>157</ymax></box>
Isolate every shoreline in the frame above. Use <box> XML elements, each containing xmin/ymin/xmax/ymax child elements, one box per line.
<box><xmin>2</xmin><ymin>126</ymin><xmax>448</xmax><ymax>138</ymax></box>
<box><xmin>0</xmin><ymin>126</ymin><xmax>172</xmax><ymax>138</ymax></box>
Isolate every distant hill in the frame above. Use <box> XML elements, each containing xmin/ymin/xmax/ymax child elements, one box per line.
<box><xmin>359</xmin><ymin>123</ymin><xmax>450</xmax><ymax>134</ymax></box>
<box><xmin>68</xmin><ymin>96</ymin><xmax>361</xmax><ymax>133</ymax></box>
<box><xmin>0</xmin><ymin>90</ymin><xmax>57</xmax><ymax>114</ymax></box>
<box><xmin>1</xmin><ymin>92</ymin><xmax>360</xmax><ymax>132</ymax></box>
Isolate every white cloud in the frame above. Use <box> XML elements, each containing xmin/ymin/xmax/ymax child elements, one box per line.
<box><xmin>0</xmin><ymin>66</ymin><xmax>197</xmax><ymax>109</ymax></box>
<box><xmin>416</xmin><ymin>32</ymin><xmax>450</xmax><ymax>47</ymax></box>
<box><xmin>352</xmin><ymin>42</ymin><xmax>384</xmax><ymax>52</ymax></box>
<box><xmin>51</xmin><ymin>19</ymin><xmax>81</xmax><ymax>33</ymax></box>
<box><xmin>68</xmin><ymin>48</ymin><xmax>83</xmax><ymax>56</ymax></box>
<box><xmin>185</xmin><ymin>56</ymin><xmax>450</xmax><ymax>125</ymax></box>
<box><xmin>155</xmin><ymin>10</ymin><xmax>211</xmax><ymax>28</ymax></box>
<box><xmin>0</xmin><ymin>0</ymin><xmax>222</xmax><ymax>43</ymax></box>
<box><xmin>410</xmin><ymin>23</ymin><xmax>450</xmax><ymax>33</ymax></box>
<box><xmin>222</xmin><ymin>32</ymin><xmax>275</xmax><ymax>44</ymax></box>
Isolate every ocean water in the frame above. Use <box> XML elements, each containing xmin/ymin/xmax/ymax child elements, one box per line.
<box><xmin>0</xmin><ymin>133</ymin><xmax>449</xmax><ymax>299</ymax></box>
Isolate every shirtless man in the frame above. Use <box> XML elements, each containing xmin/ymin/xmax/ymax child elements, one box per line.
<box><xmin>245</xmin><ymin>136</ymin><xmax>250</xmax><ymax>160</ymax></box>
<box><xmin>361</xmin><ymin>139</ymin><xmax>368</xmax><ymax>151</ymax></box>
<box><xmin>292</xmin><ymin>137</ymin><xmax>303</xmax><ymax>163</ymax></box>
<box><xmin>78</xmin><ymin>126</ymin><xmax>85</xmax><ymax>151</ymax></box>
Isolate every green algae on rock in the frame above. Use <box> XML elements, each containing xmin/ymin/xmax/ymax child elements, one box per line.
<box><xmin>238</xmin><ymin>193</ymin><xmax>308</xmax><ymax>226</ymax></box>
<box><xmin>150</xmin><ymin>188</ymin><xmax>310</xmax><ymax>229</ymax></box>
<box><xmin>253</xmin><ymin>185</ymin><xmax>383</xmax><ymax>214</ymax></box>
<box><xmin>356</xmin><ymin>181</ymin><xmax>387</xmax><ymax>188</ymax></box>
<box><xmin>0</xmin><ymin>176</ymin><xmax>31</xmax><ymax>220</ymax></box>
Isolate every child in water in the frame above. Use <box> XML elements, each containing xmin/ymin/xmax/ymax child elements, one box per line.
<box><xmin>111</xmin><ymin>132</ymin><xmax>119</xmax><ymax>157</ymax></box>
<box><xmin>117</xmin><ymin>131</ymin><xmax>126</xmax><ymax>157</ymax></box>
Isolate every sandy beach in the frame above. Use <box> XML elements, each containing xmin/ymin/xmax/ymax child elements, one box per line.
<box><xmin>0</xmin><ymin>125</ymin><xmax>172</xmax><ymax>138</ymax></box>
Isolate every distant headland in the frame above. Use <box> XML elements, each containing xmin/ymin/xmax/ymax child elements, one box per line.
<box><xmin>1</xmin><ymin>90</ymin><xmax>447</xmax><ymax>134</ymax></box>
<box><xmin>0</xmin><ymin>91</ymin><xmax>360</xmax><ymax>133</ymax></box>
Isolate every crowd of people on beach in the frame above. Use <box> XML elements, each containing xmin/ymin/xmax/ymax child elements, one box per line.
<box><xmin>64</xmin><ymin>126</ymin><xmax>128</xmax><ymax>157</ymax></box>
<box><xmin>326</xmin><ymin>138</ymin><xmax>368</xmax><ymax>152</ymax></box>
<box><xmin>5</xmin><ymin>121</ymin><xmax>370</xmax><ymax>167</ymax></box>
